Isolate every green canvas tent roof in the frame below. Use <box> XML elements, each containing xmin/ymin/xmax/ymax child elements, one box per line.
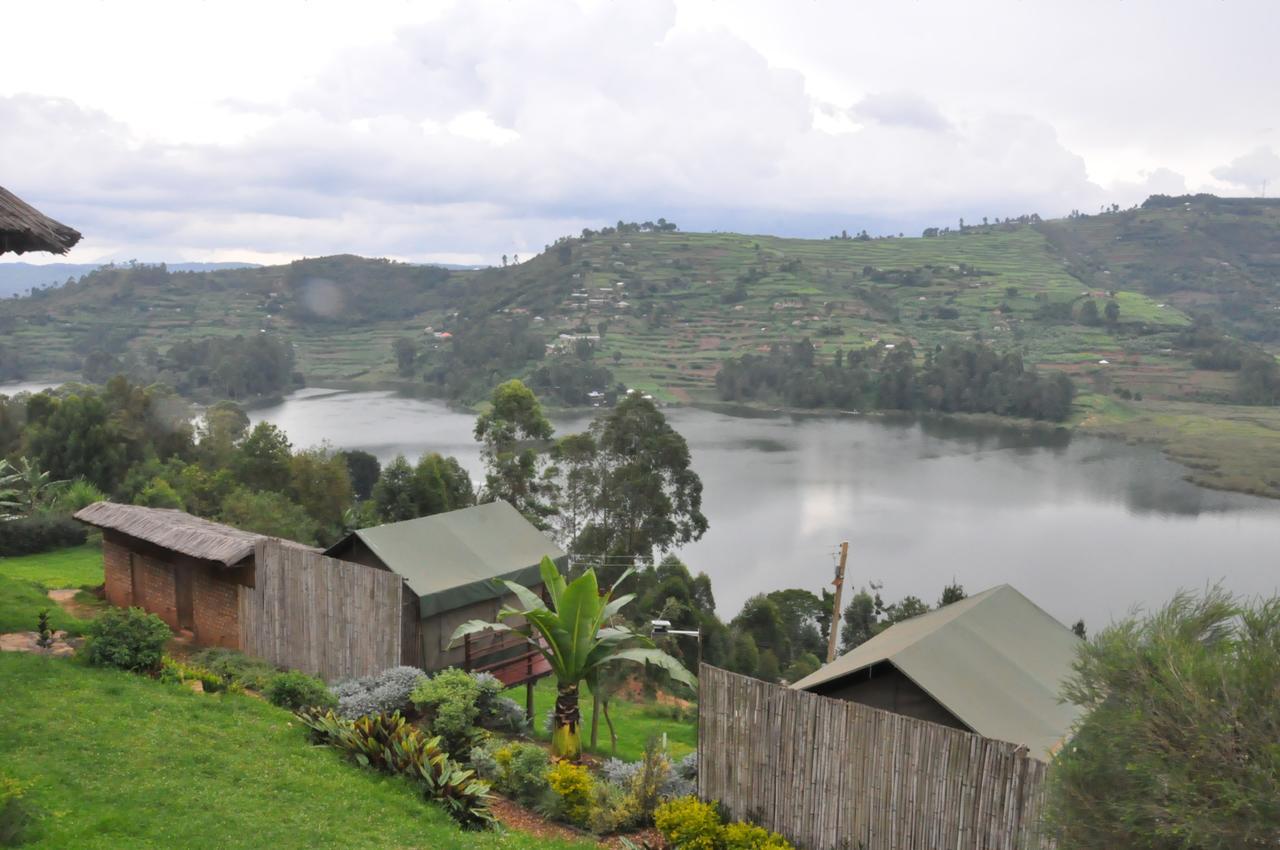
<box><xmin>325</xmin><ymin>501</ymin><xmax>566</xmax><ymax>619</ymax></box>
<box><xmin>791</xmin><ymin>585</ymin><xmax>1083</xmax><ymax>760</ymax></box>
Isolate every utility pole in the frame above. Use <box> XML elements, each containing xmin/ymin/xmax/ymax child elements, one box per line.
<box><xmin>826</xmin><ymin>541</ymin><xmax>849</xmax><ymax>663</ymax></box>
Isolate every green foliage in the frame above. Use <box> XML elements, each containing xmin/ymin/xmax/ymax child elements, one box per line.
<box><xmin>451</xmin><ymin>557</ymin><xmax>695</xmax><ymax>760</ymax></box>
<box><xmin>0</xmin><ymin>775</ymin><xmax>33</xmax><ymax>848</ymax></box>
<box><xmin>545</xmin><ymin>761</ymin><xmax>596</xmax><ymax>829</ymax></box>
<box><xmin>134</xmin><ymin>477</ymin><xmax>184</xmax><ymax>509</ymax></box>
<box><xmin>265</xmin><ymin>671</ymin><xmax>335</xmax><ymax>711</ymax></box>
<box><xmin>188</xmin><ymin>647</ymin><xmax>280</xmax><ymax>692</ymax></box>
<box><xmin>26</xmin><ymin>391</ymin><xmax>128</xmax><ymax>492</ymax></box>
<box><xmin>219</xmin><ymin>487</ymin><xmax>318</xmax><ymax>545</ymax></box>
<box><xmin>296</xmin><ymin>709</ymin><xmax>495</xmax><ymax>830</ymax></box>
<box><xmin>52</xmin><ymin>478</ymin><xmax>106</xmax><ymax>514</ymax></box>
<box><xmin>340</xmin><ymin>449</ymin><xmax>381</xmax><ymax>501</ymax></box>
<box><xmin>154</xmin><ymin>333</ymin><xmax>299</xmax><ymax>402</ymax></box>
<box><xmin>286</xmin><ymin>446</ymin><xmax>353</xmax><ymax>539</ymax></box>
<box><xmin>475</xmin><ymin>380</ymin><xmax>556</xmax><ymax>525</ymax></box>
<box><xmin>0</xmin><ymin>515</ymin><xmax>87</xmax><ymax>557</ymax></box>
<box><xmin>84</xmin><ymin>606</ymin><xmax>171</xmax><ymax>672</ymax></box>
<box><xmin>721</xmin><ymin>821</ymin><xmax>795</xmax><ymax>850</ymax></box>
<box><xmin>236</xmin><ymin>422</ymin><xmax>293</xmax><ymax>493</ymax></box>
<box><xmin>410</xmin><ymin>668</ymin><xmax>483</xmax><ymax>758</ymax></box>
<box><xmin>1</xmin><ymin>652</ymin><xmax>590</xmax><ymax>849</ymax></box>
<box><xmin>782</xmin><ymin>652</ymin><xmax>821</xmax><ymax>683</ymax></box>
<box><xmin>655</xmin><ymin>796</ymin><xmax>723</xmax><ymax>850</ymax></box>
<box><xmin>372</xmin><ymin>453</ymin><xmax>475</xmax><ymax>523</ymax></box>
<box><xmin>1046</xmin><ymin>588</ymin><xmax>1280</xmax><ymax>849</ymax></box>
<box><xmin>489</xmin><ymin>742</ymin><xmax>551</xmax><ymax>807</ymax></box>
<box><xmin>158</xmin><ymin>656</ymin><xmax>228</xmax><ymax>693</ymax></box>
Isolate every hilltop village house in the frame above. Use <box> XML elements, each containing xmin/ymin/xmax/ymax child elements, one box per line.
<box><xmin>75</xmin><ymin>500</ymin><xmax>563</xmax><ymax>687</ymax></box>
<box><xmin>791</xmin><ymin>584</ymin><xmax>1083</xmax><ymax>760</ymax></box>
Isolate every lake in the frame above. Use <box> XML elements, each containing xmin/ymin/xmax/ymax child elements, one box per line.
<box><xmin>250</xmin><ymin>388</ymin><xmax>1280</xmax><ymax>630</ymax></box>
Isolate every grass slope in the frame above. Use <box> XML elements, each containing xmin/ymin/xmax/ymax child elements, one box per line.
<box><xmin>0</xmin><ymin>543</ymin><xmax>104</xmax><ymax>589</ymax></box>
<box><xmin>0</xmin><ymin>653</ymin><xmax>594</xmax><ymax>850</ymax></box>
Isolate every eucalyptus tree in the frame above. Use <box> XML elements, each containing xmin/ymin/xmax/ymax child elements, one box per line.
<box><xmin>451</xmin><ymin>556</ymin><xmax>695</xmax><ymax>760</ymax></box>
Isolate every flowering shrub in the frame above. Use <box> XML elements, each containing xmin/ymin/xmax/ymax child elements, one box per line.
<box><xmin>332</xmin><ymin>665</ymin><xmax>425</xmax><ymax>718</ymax></box>
<box><xmin>655</xmin><ymin>796</ymin><xmax>723</xmax><ymax>850</ymax></box>
<box><xmin>545</xmin><ymin>760</ymin><xmax>596</xmax><ymax>828</ymax></box>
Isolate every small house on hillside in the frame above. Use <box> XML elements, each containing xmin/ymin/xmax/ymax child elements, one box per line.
<box><xmin>791</xmin><ymin>585</ymin><xmax>1082</xmax><ymax>760</ymax></box>
<box><xmin>324</xmin><ymin>500</ymin><xmax>566</xmax><ymax>686</ymax></box>
<box><xmin>0</xmin><ymin>186</ymin><xmax>82</xmax><ymax>255</ymax></box>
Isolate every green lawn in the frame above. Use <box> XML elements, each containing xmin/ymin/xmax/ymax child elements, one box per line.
<box><xmin>0</xmin><ymin>543</ymin><xmax>104</xmax><ymax>589</ymax></box>
<box><xmin>514</xmin><ymin>677</ymin><xmax>697</xmax><ymax>762</ymax></box>
<box><xmin>0</xmin><ymin>653</ymin><xmax>595</xmax><ymax>850</ymax></box>
<box><xmin>0</xmin><ymin>574</ymin><xmax>91</xmax><ymax>635</ymax></box>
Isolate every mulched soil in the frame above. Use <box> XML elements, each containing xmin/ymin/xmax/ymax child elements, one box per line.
<box><xmin>490</xmin><ymin>794</ymin><xmax>665</xmax><ymax>849</ymax></box>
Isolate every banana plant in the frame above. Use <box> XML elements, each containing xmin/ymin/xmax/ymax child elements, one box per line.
<box><xmin>451</xmin><ymin>556</ymin><xmax>696</xmax><ymax>760</ymax></box>
<box><xmin>0</xmin><ymin>460</ymin><xmax>20</xmax><ymax>520</ymax></box>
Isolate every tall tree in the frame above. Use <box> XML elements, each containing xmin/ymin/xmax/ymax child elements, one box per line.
<box><xmin>236</xmin><ymin>422</ymin><xmax>293</xmax><ymax>493</ymax></box>
<box><xmin>474</xmin><ymin>380</ymin><xmax>556</xmax><ymax>526</ymax></box>
<box><xmin>574</xmin><ymin>394</ymin><xmax>707</xmax><ymax>576</ymax></box>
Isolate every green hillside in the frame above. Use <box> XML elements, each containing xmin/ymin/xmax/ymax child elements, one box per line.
<box><xmin>3</xmin><ymin>196</ymin><xmax>1280</xmax><ymax>496</ymax></box>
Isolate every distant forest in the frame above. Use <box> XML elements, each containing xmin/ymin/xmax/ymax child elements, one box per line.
<box><xmin>716</xmin><ymin>339</ymin><xmax>1077</xmax><ymax>421</ymax></box>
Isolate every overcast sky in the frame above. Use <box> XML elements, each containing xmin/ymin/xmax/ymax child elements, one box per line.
<box><xmin>4</xmin><ymin>0</ymin><xmax>1278</xmax><ymax>266</ymax></box>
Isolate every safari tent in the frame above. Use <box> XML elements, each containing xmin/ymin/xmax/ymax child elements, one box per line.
<box><xmin>791</xmin><ymin>584</ymin><xmax>1083</xmax><ymax>760</ymax></box>
<box><xmin>324</xmin><ymin>500</ymin><xmax>566</xmax><ymax>685</ymax></box>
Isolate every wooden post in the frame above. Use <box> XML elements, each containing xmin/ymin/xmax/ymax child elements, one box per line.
<box><xmin>526</xmin><ymin>680</ymin><xmax>535</xmax><ymax>724</ymax></box>
<box><xmin>826</xmin><ymin>541</ymin><xmax>848</xmax><ymax>663</ymax></box>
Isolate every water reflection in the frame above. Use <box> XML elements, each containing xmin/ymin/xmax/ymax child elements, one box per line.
<box><xmin>239</xmin><ymin>389</ymin><xmax>1280</xmax><ymax>627</ymax></box>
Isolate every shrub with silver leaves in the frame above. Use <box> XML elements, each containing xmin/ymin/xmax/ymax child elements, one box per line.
<box><xmin>332</xmin><ymin>665</ymin><xmax>427</xmax><ymax>719</ymax></box>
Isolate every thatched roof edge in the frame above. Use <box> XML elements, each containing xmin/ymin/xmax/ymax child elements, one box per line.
<box><xmin>0</xmin><ymin>186</ymin><xmax>82</xmax><ymax>255</ymax></box>
<box><xmin>74</xmin><ymin>501</ymin><xmax>316</xmax><ymax>566</ymax></box>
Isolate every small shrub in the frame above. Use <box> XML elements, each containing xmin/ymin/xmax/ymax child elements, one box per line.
<box><xmin>721</xmin><ymin>821</ymin><xmax>795</xmax><ymax>850</ymax></box>
<box><xmin>35</xmin><ymin>610</ymin><xmax>53</xmax><ymax>649</ymax></box>
<box><xmin>655</xmin><ymin>796</ymin><xmax>723</xmax><ymax>850</ymax></box>
<box><xmin>676</xmin><ymin>751</ymin><xmax>698</xmax><ymax>781</ymax></box>
<box><xmin>0</xmin><ymin>775</ymin><xmax>34</xmax><ymax>847</ymax></box>
<box><xmin>265</xmin><ymin>671</ymin><xmax>335</xmax><ymax>711</ymax></box>
<box><xmin>333</xmin><ymin>665</ymin><xmax>426</xmax><ymax>719</ymax></box>
<box><xmin>545</xmin><ymin>761</ymin><xmax>596</xmax><ymax>829</ymax></box>
<box><xmin>410</xmin><ymin>668</ymin><xmax>482</xmax><ymax>758</ymax></box>
<box><xmin>84</xmin><ymin>607</ymin><xmax>170</xmax><ymax>672</ymax></box>
<box><xmin>53</xmin><ymin>479</ymin><xmax>106</xmax><ymax>514</ymax></box>
<box><xmin>188</xmin><ymin>647</ymin><xmax>279</xmax><ymax>691</ymax></box>
<box><xmin>0</xmin><ymin>515</ymin><xmax>86</xmax><ymax>557</ymax></box>
<box><xmin>296</xmin><ymin>709</ymin><xmax>494</xmax><ymax>830</ymax></box>
<box><xmin>158</xmin><ymin>656</ymin><xmax>227</xmax><ymax>693</ymax></box>
<box><xmin>468</xmin><ymin>743</ymin><xmax>499</xmax><ymax>783</ymax></box>
<box><xmin>491</xmin><ymin>742</ymin><xmax>550</xmax><ymax>807</ymax></box>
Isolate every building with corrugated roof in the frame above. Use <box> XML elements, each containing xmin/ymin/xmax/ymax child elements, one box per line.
<box><xmin>791</xmin><ymin>585</ymin><xmax>1082</xmax><ymax>760</ymax></box>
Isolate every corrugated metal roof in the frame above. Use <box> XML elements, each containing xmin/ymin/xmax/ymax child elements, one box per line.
<box><xmin>791</xmin><ymin>585</ymin><xmax>1083</xmax><ymax>760</ymax></box>
<box><xmin>325</xmin><ymin>500</ymin><xmax>566</xmax><ymax>618</ymax></box>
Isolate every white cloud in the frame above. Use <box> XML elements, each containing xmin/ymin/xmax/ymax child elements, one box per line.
<box><xmin>2</xmin><ymin>0</ymin><xmax>1276</xmax><ymax>263</ymax></box>
<box><xmin>1212</xmin><ymin>147</ymin><xmax>1280</xmax><ymax>193</ymax></box>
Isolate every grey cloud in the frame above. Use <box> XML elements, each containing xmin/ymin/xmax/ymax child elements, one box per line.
<box><xmin>1212</xmin><ymin>147</ymin><xmax>1280</xmax><ymax>192</ymax></box>
<box><xmin>852</xmin><ymin>92</ymin><xmax>951</xmax><ymax>132</ymax></box>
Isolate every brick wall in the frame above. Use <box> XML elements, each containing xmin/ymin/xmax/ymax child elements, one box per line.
<box><xmin>102</xmin><ymin>537</ymin><xmax>133</xmax><ymax>608</ymax></box>
<box><xmin>191</xmin><ymin>565</ymin><xmax>241</xmax><ymax>649</ymax></box>
<box><xmin>132</xmin><ymin>553</ymin><xmax>178</xmax><ymax>629</ymax></box>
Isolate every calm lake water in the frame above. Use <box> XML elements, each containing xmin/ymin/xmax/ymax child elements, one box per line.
<box><xmin>248</xmin><ymin>388</ymin><xmax>1280</xmax><ymax>630</ymax></box>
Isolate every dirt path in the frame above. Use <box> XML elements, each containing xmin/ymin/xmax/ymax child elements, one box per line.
<box><xmin>47</xmin><ymin>588</ymin><xmax>101</xmax><ymax>620</ymax></box>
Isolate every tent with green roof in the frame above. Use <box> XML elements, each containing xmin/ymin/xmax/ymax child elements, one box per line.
<box><xmin>791</xmin><ymin>584</ymin><xmax>1083</xmax><ymax>760</ymax></box>
<box><xmin>325</xmin><ymin>500</ymin><xmax>566</xmax><ymax>675</ymax></box>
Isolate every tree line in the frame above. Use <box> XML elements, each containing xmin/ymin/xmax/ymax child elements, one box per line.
<box><xmin>716</xmin><ymin>338</ymin><xmax>1076</xmax><ymax>421</ymax></box>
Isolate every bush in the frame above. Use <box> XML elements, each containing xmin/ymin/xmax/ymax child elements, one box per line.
<box><xmin>655</xmin><ymin>797</ymin><xmax>723</xmax><ymax>850</ymax></box>
<box><xmin>52</xmin><ymin>479</ymin><xmax>106</xmax><ymax>514</ymax></box>
<box><xmin>491</xmin><ymin>742</ymin><xmax>550</xmax><ymax>807</ymax></box>
<box><xmin>265</xmin><ymin>671</ymin><xmax>335</xmax><ymax>711</ymax></box>
<box><xmin>1046</xmin><ymin>588</ymin><xmax>1280</xmax><ymax>849</ymax></box>
<box><xmin>333</xmin><ymin>665</ymin><xmax>425</xmax><ymax>719</ymax></box>
<box><xmin>84</xmin><ymin>607</ymin><xmax>170</xmax><ymax>672</ymax></box>
<box><xmin>545</xmin><ymin>761</ymin><xmax>596</xmax><ymax>829</ymax></box>
<box><xmin>296</xmin><ymin>709</ymin><xmax>494</xmax><ymax>830</ymax></box>
<box><xmin>0</xmin><ymin>515</ymin><xmax>86</xmax><ymax>557</ymax></box>
<box><xmin>722</xmin><ymin>822</ymin><xmax>794</xmax><ymax>850</ymax></box>
<box><xmin>158</xmin><ymin>656</ymin><xmax>228</xmax><ymax>693</ymax></box>
<box><xmin>0</xmin><ymin>775</ymin><xmax>34</xmax><ymax>847</ymax></box>
<box><xmin>188</xmin><ymin>647</ymin><xmax>279</xmax><ymax>691</ymax></box>
<box><xmin>410</xmin><ymin>668</ymin><xmax>483</xmax><ymax>758</ymax></box>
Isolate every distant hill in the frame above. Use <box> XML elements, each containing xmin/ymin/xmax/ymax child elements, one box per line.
<box><xmin>0</xmin><ymin>261</ymin><xmax>262</xmax><ymax>298</ymax></box>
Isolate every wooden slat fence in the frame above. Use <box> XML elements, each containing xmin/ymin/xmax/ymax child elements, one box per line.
<box><xmin>698</xmin><ymin>665</ymin><xmax>1052</xmax><ymax>850</ymax></box>
<box><xmin>240</xmin><ymin>540</ymin><xmax>403</xmax><ymax>681</ymax></box>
